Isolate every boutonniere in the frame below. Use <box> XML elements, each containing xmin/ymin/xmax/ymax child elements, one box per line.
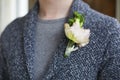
<box><xmin>64</xmin><ymin>11</ymin><xmax>90</xmax><ymax>58</ymax></box>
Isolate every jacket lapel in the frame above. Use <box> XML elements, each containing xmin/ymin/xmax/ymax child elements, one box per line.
<box><xmin>23</xmin><ymin>0</ymin><xmax>90</xmax><ymax>79</ymax></box>
<box><xmin>41</xmin><ymin>35</ymin><xmax>68</xmax><ymax>79</ymax></box>
<box><xmin>41</xmin><ymin>0</ymin><xmax>91</xmax><ymax>79</ymax></box>
<box><xmin>23</xmin><ymin>1</ymin><xmax>39</xmax><ymax>80</ymax></box>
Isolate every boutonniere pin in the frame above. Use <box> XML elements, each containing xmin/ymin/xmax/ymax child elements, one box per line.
<box><xmin>64</xmin><ymin>11</ymin><xmax>90</xmax><ymax>57</ymax></box>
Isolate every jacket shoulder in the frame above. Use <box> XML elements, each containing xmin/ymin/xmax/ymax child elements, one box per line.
<box><xmin>1</xmin><ymin>17</ymin><xmax>25</xmax><ymax>40</ymax></box>
<box><xmin>86</xmin><ymin>7</ymin><xmax>120</xmax><ymax>35</ymax></box>
<box><xmin>0</xmin><ymin>17</ymin><xmax>25</xmax><ymax>49</ymax></box>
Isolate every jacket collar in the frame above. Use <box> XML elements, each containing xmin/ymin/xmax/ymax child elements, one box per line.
<box><xmin>23</xmin><ymin>0</ymin><xmax>90</xmax><ymax>80</ymax></box>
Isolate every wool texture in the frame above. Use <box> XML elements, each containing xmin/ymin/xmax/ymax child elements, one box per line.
<box><xmin>0</xmin><ymin>0</ymin><xmax>120</xmax><ymax>80</ymax></box>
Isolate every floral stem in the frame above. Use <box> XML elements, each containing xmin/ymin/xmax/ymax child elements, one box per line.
<box><xmin>64</xmin><ymin>40</ymin><xmax>77</xmax><ymax>58</ymax></box>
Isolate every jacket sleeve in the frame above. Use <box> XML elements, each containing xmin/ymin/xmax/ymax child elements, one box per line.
<box><xmin>0</xmin><ymin>18</ymin><xmax>22</xmax><ymax>80</ymax></box>
<box><xmin>98</xmin><ymin>22</ymin><xmax>120</xmax><ymax>80</ymax></box>
<box><xmin>0</xmin><ymin>38</ymin><xmax>4</xmax><ymax>80</ymax></box>
<box><xmin>0</xmin><ymin>34</ymin><xmax>9</xmax><ymax>80</ymax></box>
<box><xmin>0</xmin><ymin>40</ymin><xmax>2</xmax><ymax>80</ymax></box>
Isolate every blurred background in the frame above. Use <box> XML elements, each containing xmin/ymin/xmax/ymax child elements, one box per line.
<box><xmin>0</xmin><ymin>0</ymin><xmax>120</xmax><ymax>35</ymax></box>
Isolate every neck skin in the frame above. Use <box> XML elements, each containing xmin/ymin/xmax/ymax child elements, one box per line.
<box><xmin>38</xmin><ymin>0</ymin><xmax>73</xmax><ymax>20</ymax></box>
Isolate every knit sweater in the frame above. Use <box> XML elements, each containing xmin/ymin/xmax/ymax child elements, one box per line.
<box><xmin>34</xmin><ymin>17</ymin><xmax>66</xmax><ymax>80</ymax></box>
<box><xmin>0</xmin><ymin>0</ymin><xmax>120</xmax><ymax>80</ymax></box>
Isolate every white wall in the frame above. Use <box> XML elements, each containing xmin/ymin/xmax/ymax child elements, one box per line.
<box><xmin>0</xmin><ymin>0</ymin><xmax>28</xmax><ymax>35</ymax></box>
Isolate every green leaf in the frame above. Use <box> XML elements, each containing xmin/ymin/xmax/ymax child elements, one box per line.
<box><xmin>68</xmin><ymin>11</ymin><xmax>85</xmax><ymax>27</ymax></box>
<box><xmin>74</xmin><ymin>11</ymin><xmax>85</xmax><ymax>27</ymax></box>
<box><xmin>68</xmin><ymin>18</ymin><xmax>75</xmax><ymax>26</ymax></box>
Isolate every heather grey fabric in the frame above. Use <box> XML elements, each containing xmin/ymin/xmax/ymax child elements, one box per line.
<box><xmin>34</xmin><ymin>17</ymin><xmax>67</xmax><ymax>80</ymax></box>
<box><xmin>0</xmin><ymin>0</ymin><xmax>120</xmax><ymax>80</ymax></box>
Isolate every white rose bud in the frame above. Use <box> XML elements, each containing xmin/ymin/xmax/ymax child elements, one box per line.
<box><xmin>64</xmin><ymin>20</ymin><xmax>90</xmax><ymax>47</ymax></box>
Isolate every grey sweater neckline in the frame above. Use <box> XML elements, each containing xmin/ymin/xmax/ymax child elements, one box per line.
<box><xmin>37</xmin><ymin>16</ymin><xmax>68</xmax><ymax>24</ymax></box>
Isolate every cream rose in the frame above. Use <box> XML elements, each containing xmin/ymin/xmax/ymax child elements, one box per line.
<box><xmin>64</xmin><ymin>19</ymin><xmax>90</xmax><ymax>47</ymax></box>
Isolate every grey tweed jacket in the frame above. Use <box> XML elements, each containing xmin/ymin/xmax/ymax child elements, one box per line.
<box><xmin>0</xmin><ymin>0</ymin><xmax>120</xmax><ymax>80</ymax></box>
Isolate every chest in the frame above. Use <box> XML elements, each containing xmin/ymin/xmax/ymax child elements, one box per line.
<box><xmin>5</xmin><ymin>25</ymin><xmax>109</xmax><ymax>80</ymax></box>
